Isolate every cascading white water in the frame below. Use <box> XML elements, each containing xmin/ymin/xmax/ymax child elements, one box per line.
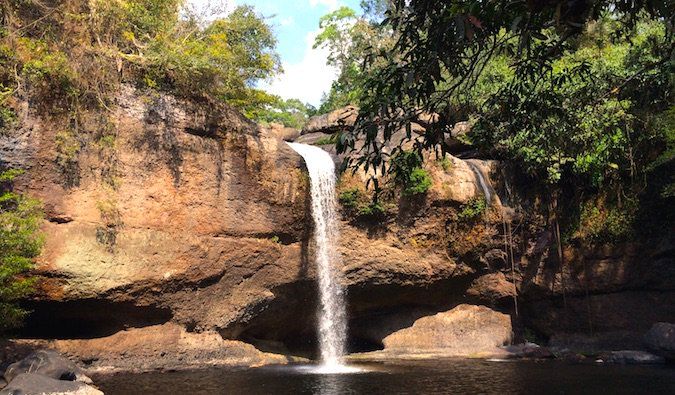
<box><xmin>287</xmin><ymin>142</ymin><xmax>350</xmax><ymax>372</ymax></box>
<box><xmin>466</xmin><ymin>160</ymin><xmax>493</xmax><ymax>204</ymax></box>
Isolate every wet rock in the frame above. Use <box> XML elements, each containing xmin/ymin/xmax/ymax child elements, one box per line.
<box><xmin>294</xmin><ymin>132</ymin><xmax>333</xmax><ymax>146</ymax></box>
<box><xmin>427</xmin><ymin>156</ymin><xmax>493</xmax><ymax>204</ymax></box>
<box><xmin>548</xmin><ymin>331</ymin><xmax>643</xmax><ymax>354</ymax></box>
<box><xmin>598</xmin><ymin>350</ymin><xmax>665</xmax><ymax>364</ymax></box>
<box><xmin>527</xmin><ymin>292</ymin><xmax>675</xmax><ymax>344</ymax></box>
<box><xmin>644</xmin><ymin>322</ymin><xmax>675</xmax><ymax>360</ymax></box>
<box><xmin>502</xmin><ymin>343</ymin><xmax>554</xmax><ymax>359</ymax></box>
<box><xmin>3</xmin><ymin>350</ymin><xmax>92</xmax><ymax>384</ymax></box>
<box><xmin>0</xmin><ymin>373</ymin><xmax>102</xmax><ymax>395</ymax></box>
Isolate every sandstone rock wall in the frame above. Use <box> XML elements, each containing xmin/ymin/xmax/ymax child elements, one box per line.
<box><xmin>2</xmin><ymin>95</ymin><xmax>672</xmax><ymax>362</ymax></box>
<box><xmin>3</xmin><ymin>86</ymin><xmax>314</xmax><ymax>339</ymax></box>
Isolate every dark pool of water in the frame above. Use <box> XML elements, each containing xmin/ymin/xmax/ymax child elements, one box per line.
<box><xmin>95</xmin><ymin>359</ymin><xmax>675</xmax><ymax>394</ymax></box>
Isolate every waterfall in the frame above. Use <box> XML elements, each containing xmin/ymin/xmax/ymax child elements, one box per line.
<box><xmin>466</xmin><ymin>160</ymin><xmax>493</xmax><ymax>204</ymax></box>
<box><xmin>287</xmin><ymin>142</ymin><xmax>348</xmax><ymax>371</ymax></box>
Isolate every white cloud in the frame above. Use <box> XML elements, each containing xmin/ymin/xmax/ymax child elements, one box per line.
<box><xmin>309</xmin><ymin>0</ymin><xmax>340</xmax><ymax>11</ymax></box>
<box><xmin>261</xmin><ymin>30</ymin><xmax>338</xmax><ymax>106</ymax></box>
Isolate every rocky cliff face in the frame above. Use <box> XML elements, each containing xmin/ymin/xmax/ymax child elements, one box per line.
<box><xmin>3</xmin><ymin>85</ymin><xmax>313</xmax><ymax>342</ymax></box>
<box><xmin>2</xmin><ymin>93</ymin><xmax>673</xmax><ymax>365</ymax></box>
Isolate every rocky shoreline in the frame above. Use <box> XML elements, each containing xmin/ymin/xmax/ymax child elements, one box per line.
<box><xmin>2</xmin><ymin>314</ymin><xmax>673</xmax><ymax>393</ymax></box>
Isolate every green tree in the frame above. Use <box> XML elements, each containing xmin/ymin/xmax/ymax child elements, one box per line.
<box><xmin>335</xmin><ymin>1</ymin><xmax>672</xmax><ymax>251</ymax></box>
<box><xmin>469</xmin><ymin>17</ymin><xmax>671</xmax><ymax>187</ymax></box>
<box><xmin>1</xmin><ymin>1</ymin><xmax>282</xmax><ymax>113</ymax></box>
<box><xmin>250</xmin><ymin>96</ymin><xmax>316</xmax><ymax>129</ymax></box>
<box><xmin>0</xmin><ymin>170</ymin><xmax>43</xmax><ymax>332</ymax></box>
<box><xmin>314</xmin><ymin>5</ymin><xmax>393</xmax><ymax>112</ymax></box>
<box><xmin>338</xmin><ymin>1</ymin><xmax>673</xmax><ymax>178</ymax></box>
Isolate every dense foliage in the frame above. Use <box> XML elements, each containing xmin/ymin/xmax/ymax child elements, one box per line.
<box><xmin>0</xmin><ymin>170</ymin><xmax>43</xmax><ymax>332</ymax></box>
<box><xmin>338</xmin><ymin>1</ymin><xmax>672</xmax><ymax>174</ymax></box>
<box><xmin>390</xmin><ymin>151</ymin><xmax>432</xmax><ymax>196</ymax></box>
<box><xmin>282</xmin><ymin>0</ymin><xmax>675</xmax><ymax>262</ymax></box>
<box><xmin>323</xmin><ymin>0</ymin><xmax>673</xmax><ymax>241</ymax></box>
<box><xmin>472</xmin><ymin>18</ymin><xmax>672</xmax><ymax>188</ymax></box>
<box><xmin>0</xmin><ymin>0</ymin><xmax>288</xmax><ymax>116</ymax></box>
<box><xmin>249</xmin><ymin>97</ymin><xmax>317</xmax><ymax>129</ymax></box>
<box><xmin>313</xmin><ymin>1</ymin><xmax>393</xmax><ymax>113</ymax></box>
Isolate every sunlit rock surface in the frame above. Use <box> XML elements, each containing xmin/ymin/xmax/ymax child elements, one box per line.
<box><xmin>350</xmin><ymin>304</ymin><xmax>512</xmax><ymax>359</ymax></box>
<box><xmin>3</xmin><ymin>87</ymin><xmax>673</xmax><ymax>368</ymax></box>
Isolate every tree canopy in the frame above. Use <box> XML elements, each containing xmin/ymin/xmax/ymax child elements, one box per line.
<box><xmin>313</xmin><ymin>3</ymin><xmax>394</xmax><ymax>113</ymax></box>
<box><xmin>332</xmin><ymin>1</ymin><xmax>672</xmax><ymax>192</ymax></box>
<box><xmin>0</xmin><ymin>0</ymin><xmax>290</xmax><ymax>117</ymax></box>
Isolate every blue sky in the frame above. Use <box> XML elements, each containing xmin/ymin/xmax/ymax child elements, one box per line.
<box><xmin>188</xmin><ymin>0</ymin><xmax>362</xmax><ymax>106</ymax></box>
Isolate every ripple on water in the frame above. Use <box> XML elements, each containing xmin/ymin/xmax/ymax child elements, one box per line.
<box><xmin>292</xmin><ymin>363</ymin><xmax>368</xmax><ymax>375</ymax></box>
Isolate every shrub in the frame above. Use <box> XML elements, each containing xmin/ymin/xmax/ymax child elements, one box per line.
<box><xmin>458</xmin><ymin>197</ymin><xmax>487</xmax><ymax>221</ymax></box>
<box><xmin>357</xmin><ymin>201</ymin><xmax>386</xmax><ymax>218</ymax></box>
<box><xmin>437</xmin><ymin>157</ymin><xmax>452</xmax><ymax>172</ymax></box>
<box><xmin>391</xmin><ymin>150</ymin><xmax>432</xmax><ymax>196</ymax></box>
<box><xmin>338</xmin><ymin>187</ymin><xmax>361</xmax><ymax>208</ymax></box>
<box><xmin>578</xmin><ymin>199</ymin><xmax>635</xmax><ymax>243</ymax></box>
<box><xmin>315</xmin><ymin>135</ymin><xmax>337</xmax><ymax>146</ymax></box>
<box><xmin>1</xmin><ymin>1</ymin><xmax>282</xmax><ymax>114</ymax></box>
<box><xmin>0</xmin><ymin>169</ymin><xmax>43</xmax><ymax>332</ymax></box>
<box><xmin>0</xmin><ymin>85</ymin><xmax>16</xmax><ymax>132</ymax></box>
<box><xmin>405</xmin><ymin>168</ymin><xmax>432</xmax><ymax>196</ymax></box>
<box><xmin>338</xmin><ymin>186</ymin><xmax>388</xmax><ymax>219</ymax></box>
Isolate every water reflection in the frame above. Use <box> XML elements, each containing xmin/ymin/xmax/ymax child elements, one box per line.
<box><xmin>95</xmin><ymin>360</ymin><xmax>675</xmax><ymax>395</ymax></box>
<box><xmin>316</xmin><ymin>374</ymin><xmax>344</xmax><ymax>395</ymax></box>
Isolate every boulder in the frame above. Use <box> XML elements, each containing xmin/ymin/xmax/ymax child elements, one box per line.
<box><xmin>427</xmin><ymin>156</ymin><xmax>490</xmax><ymax>204</ymax></box>
<box><xmin>302</xmin><ymin>105</ymin><xmax>358</xmax><ymax>134</ymax></box>
<box><xmin>262</xmin><ymin>123</ymin><xmax>300</xmax><ymax>141</ymax></box>
<box><xmin>415</xmin><ymin>111</ymin><xmax>439</xmax><ymax>127</ymax></box>
<box><xmin>467</xmin><ymin>272</ymin><xmax>516</xmax><ymax>304</ymax></box>
<box><xmin>0</xmin><ymin>373</ymin><xmax>102</xmax><ymax>395</ymax></box>
<box><xmin>379</xmin><ymin>304</ymin><xmax>512</xmax><ymax>357</ymax></box>
<box><xmin>49</xmin><ymin>323</ymin><xmax>295</xmax><ymax>372</ymax></box>
<box><xmin>598</xmin><ymin>350</ymin><xmax>665</xmax><ymax>364</ymax></box>
<box><xmin>3</xmin><ymin>350</ymin><xmax>92</xmax><ymax>384</ymax></box>
<box><xmin>445</xmin><ymin>121</ymin><xmax>472</xmax><ymax>153</ymax></box>
<box><xmin>644</xmin><ymin>322</ymin><xmax>675</xmax><ymax>360</ymax></box>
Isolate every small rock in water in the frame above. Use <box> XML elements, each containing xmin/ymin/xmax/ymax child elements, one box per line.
<box><xmin>599</xmin><ymin>350</ymin><xmax>665</xmax><ymax>365</ymax></box>
<box><xmin>643</xmin><ymin>322</ymin><xmax>675</xmax><ymax>360</ymax></box>
<box><xmin>0</xmin><ymin>373</ymin><xmax>102</xmax><ymax>395</ymax></box>
<box><xmin>503</xmin><ymin>343</ymin><xmax>555</xmax><ymax>359</ymax></box>
<box><xmin>3</xmin><ymin>349</ymin><xmax>92</xmax><ymax>384</ymax></box>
